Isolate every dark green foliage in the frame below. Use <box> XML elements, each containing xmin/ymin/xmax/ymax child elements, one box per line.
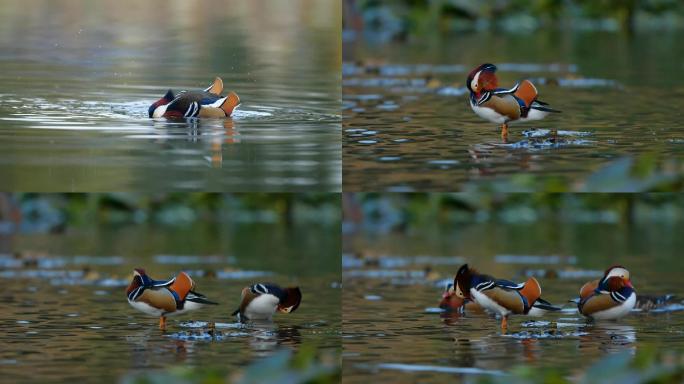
<box><xmin>122</xmin><ymin>345</ymin><xmax>340</xmax><ymax>384</ymax></box>
<box><xmin>1</xmin><ymin>193</ymin><xmax>339</xmax><ymax>232</ymax></box>
<box><xmin>350</xmin><ymin>0</ymin><xmax>684</xmax><ymax>34</ymax></box>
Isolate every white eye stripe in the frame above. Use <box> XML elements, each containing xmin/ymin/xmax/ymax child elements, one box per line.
<box><xmin>471</xmin><ymin>70</ymin><xmax>482</xmax><ymax>90</ymax></box>
<box><xmin>605</xmin><ymin>267</ymin><xmax>630</xmax><ymax>280</ymax></box>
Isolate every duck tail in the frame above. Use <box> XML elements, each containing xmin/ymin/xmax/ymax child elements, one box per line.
<box><xmin>221</xmin><ymin>91</ymin><xmax>240</xmax><ymax>117</ymax></box>
<box><xmin>186</xmin><ymin>291</ymin><xmax>218</xmax><ymax>305</ymax></box>
<box><xmin>519</xmin><ymin>277</ymin><xmax>541</xmax><ymax>306</ymax></box>
<box><xmin>533</xmin><ymin>297</ymin><xmax>562</xmax><ymax>311</ymax></box>
<box><xmin>531</xmin><ymin>100</ymin><xmax>561</xmax><ymax>113</ymax></box>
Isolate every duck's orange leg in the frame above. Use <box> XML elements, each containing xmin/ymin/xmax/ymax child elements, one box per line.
<box><xmin>159</xmin><ymin>316</ymin><xmax>166</xmax><ymax>330</ymax></box>
<box><xmin>501</xmin><ymin>316</ymin><xmax>508</xmax><ymax>332</ymax></box>
<box><xmin>501</xmin><ymin>123</ymin><xmax>509</xmax><ymax>141</ymax></box>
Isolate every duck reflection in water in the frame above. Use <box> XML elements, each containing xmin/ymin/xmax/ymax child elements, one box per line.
<box><xmin>151</xmin><ymin>118</ymin><xmax>240</xmax><ymax>168</ymax></box>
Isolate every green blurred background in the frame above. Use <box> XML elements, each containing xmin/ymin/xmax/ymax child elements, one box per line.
<box><xmin>344</xmin><ymin>0</ymin><xmax>684</xmax><ymax>39</ymax></box>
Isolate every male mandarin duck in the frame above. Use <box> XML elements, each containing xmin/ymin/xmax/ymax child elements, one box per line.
<box><xmin>577</xmin><ymin>265</ymin><xmax>636</xmax><ymax>320</ymax></box>
<box><xmin>148</xmin><ymin>77</ymin><xmax>240</xmax><ymax>118</ymax></box>
<box><xmin>466</xmin><ymin>63</ymin><xmax>560</xmax><ymax>139</ymax></box>
<box><xmin>126</xmin><ymin>269</ymin><xmax>218</xmax><ymax>329</ymax></box>
<box><xmin>453</xmin><ymin>264</ymin><xmax>543</xmax><ymax>330</ymax></box>
<box><xmin>440</xmin><ymin>282</ymin><xmax>561</xmax><ymax>316</ymax></box>
<box><xmin>231</xmin><ymin>283</ymin><xmax>302</xmax><ymax>322</ymax></box>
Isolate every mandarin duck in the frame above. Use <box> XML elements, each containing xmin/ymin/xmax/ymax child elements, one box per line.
<box><xmin>453</xmin><ymin>264</ymin><xmax>543</xmax><ymax>330</ymax></box>
<box><xmin>440</xmin><ymin>282</ymin><xmax>561</xmax><ymax>316</ymax></box>
<box><xmin>231</xmin><ymin>283</ymin><xmax>301</xmax><ymax>322</ymax></box>
<box><xmin>126</xmin><ymin>269</ymin><xmax>218</xmax><ymax>329</ymax></box>
<box><xmin>148</xmin><ymin>77</ymin><xmax>240</xmax><ymax>118</ymax></box>
<box><xmin>466</xmin><ymin>63</ymin><xmax>560</xmax><ymax>140</ymax></box>
<box><xmin>577</xmin><ymin>265</ymin><xmax>636</xmax><ymax>320</ymax></box>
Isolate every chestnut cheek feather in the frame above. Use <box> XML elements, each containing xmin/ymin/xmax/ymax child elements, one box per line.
<box><xmin>125</xmin><ymin>282</ymin><xmax>136</xmax><ymax>295</ymax></box>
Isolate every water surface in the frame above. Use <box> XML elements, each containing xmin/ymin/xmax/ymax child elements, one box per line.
<box><xmin>0</xmin><ymin>0</ymin><xmax>341</xmax><ymax>191</ymax></box>
<box><xmin>342</xmin><ymin>223</ymin><xmax>684</xmax><ymax>383</ymax></box>
<box><xmin>0</xmin><ymin>222</ymin><xmax>341</xmax><ymax>382</ymax></box>
<box><xmin>343</xmin><ymin>31</ymin><xmax>684</xmax><ymax>191</ymax></box>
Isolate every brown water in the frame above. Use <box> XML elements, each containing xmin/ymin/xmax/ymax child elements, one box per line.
<box><xmin>343</xmin><ymin>32</ymin><xmax>684</xmax><ymax>191</ymax></box>
<box><xmin>342</xmin><ymin>223</ymin><xmax>684</xmax><ymax>383</ymax></box>
<box><xmin>0</xmin><ymin>222</ymin><xmax>341</xmax><ymax>382</ymax></box>
<box><xmin>0</xmin><ymin>0</ymin><xmax>341</xmax><ymax>191</ymax></box>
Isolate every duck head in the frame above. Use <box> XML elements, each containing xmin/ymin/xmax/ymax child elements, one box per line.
<box><xmin>601</xmin><ymin>265</ymin><xmax>633</xmax><ymax>290</ymax></box>
<box><xmin>276</xmin><ymin>287</ymin><xmax>302</xmax><ymax>313</ymax></box>
<box><xmin>453</xmin><ymin>264</ymin><xmax>474</xmax><ymax>299</ymax></box>
<box><xmin>148</xmin><ymin>89</ymin><xmax>175</xmax><ymax>118</ymax></box>
<box><xmin>126</xmin><ymin>268</ymin><xmax>151</xmax><ymax>296</ymax></box>
<box><xmin>466</xmin><ymin>63</ymin><xmax>498</xmax><ymax>102</ymax></box>
<box><xmin>439</xmin><ymin>283</ymin><xmax>466</xmax><ymax>310</ymax></box>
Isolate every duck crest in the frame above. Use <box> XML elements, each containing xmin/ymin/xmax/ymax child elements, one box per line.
<box><xmin>603</xmin><ymin>264</ymin><xmax>626</xmax><ymax>278</ymax></box>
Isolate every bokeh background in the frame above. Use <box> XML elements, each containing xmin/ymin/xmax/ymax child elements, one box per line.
<box><xmin>343</xmin><ymin>0</ymin><xmax>684</xmax><ymax>192</ymax></box>
<box><xmin>0</xmin><ymin>0</ymin><xmax>341</xmax><ymax>192</ymax></box>
<box><xmin>343</xmin><ymin>193</ymin><xmax>684</xmax><ymax>383</ymax></box>
<box><xmin>0</xmin><ymin>193</ymin><xmax>341</xmax><ymax>383</ymax></box>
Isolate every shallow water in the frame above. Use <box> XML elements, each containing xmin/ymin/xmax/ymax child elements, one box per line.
<box><xmin>0</xmin><ymin>0</ymin><xmax>341</xmax><ymax>191</ymax></box>
<box><xmin>342</xmin><ymin>223</ymin><xmax>684</xmax><ymax>383</ymax></box>
<box><xmin>343</xmin><ymin>31</ymin><xmax>684</xmax><ymax>191</ymax></box>
<box><xmin>0</xmin><ymin>222</ymin><xmax>341</xmax><ymax>382</ymax></box>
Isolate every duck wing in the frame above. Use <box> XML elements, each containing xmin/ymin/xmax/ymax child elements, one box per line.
<box><xmin>203</xmin><ymin>77</ymin><xmax>224</xmax><ymax>95</ymax></box>
<box><xmin>165</xmin><ymin>91</ymin><xmax>223</xmax><ymax>118</ymax></box>
<box><xmin>476</xmin><ymin>276</ymin><xmax>541</xmax><ymax>314</ymax></box>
